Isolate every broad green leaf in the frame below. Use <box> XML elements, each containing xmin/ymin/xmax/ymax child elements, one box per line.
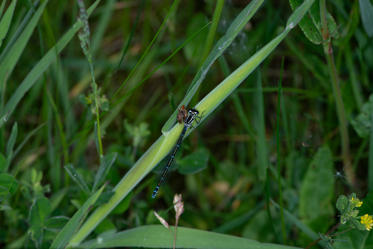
<box><xmin>336</xmin><ymin>195</ymin><xmax>348</xmax><ymax>213</ymax></box>
<box><xmin>334</xmin><ymin>228</ymin><xmax>372</xmax><ymax>249</ymax></box>
<box><xmin>0</xmin><ymin>0</ymin><xmax>17</xmax><ymax>48</ymax></box>
<box><xmin>29</xmin><ymin>196</ymin><xmax>52</xmax><ymax>248</ymax></box>
<box><xmin>0</xmin><ymin>0</ymin><xmax>48</xmax><ymax>90</ymax></box>
<box><xmin>351</xmin><ymin>94</ymin><xmax>373</xmax><ymax>138</ymax></box>
<box><xmin>359</xmin><ymin>0</ymin><xmax>373</xmax><ymax>37</ymax></box>
<box><xmin>112</xmin><ymin>192</ymin><xmax>133</xmax><ymax>215</ymax></box>
<box><xmin>289</xmin><ymin>0</ymin><xmax>321</xmax><ymax>44</ymax></box>
<box><xmin>299</xmin><ymin>146</ymin><xmax>334</xmax><ymax>231</ymax></box>
<box><xmin>29</xmin><ymin>197</ymin><xmax>52</xmax><ymax>226</ymax></box>
<box><xmin>0</xmin><ymin>0</ymin><xmax>101</xmax><ymax>123</ymax></box>
<box><xmin>272</xmin><ymin>200</ymin><xmax>331</xmax><ymax>248</ymax></box>
<box><xmin>50</xmin><ymin>185</ymin><xmax>105</xmax><ymax>249</ymax></box>
<box><xmin>64</xmin><ymin>164</ymin><xmax>90</xmax><ymax>195</ymax></box>
<box><xmin>289</xmin><ymin>0</ymin><xmax>338</xmax><ymax>44</ymax></box>
<box><xmin>94</xmin><ymin>218</ymin><xmax>116</xmax><ymax>235</ymax></box>
<box><xmin>79</xmin><ymin>225</ymin><xmax>301</xmax><ymax>249</ymax></box>
<box><xmin>162</xmin><ymin>0</ymin><xmax>265</xmax><ymax>132</ymax></box>
<box><xmin>178</xmin><ymin>148</ymin><xmax>209</xmax><ymax>174</ymax></box>
<box><xmin>0</xmin><ymin>173</ymin><xmax>18</xmax><ymax>199</ymax></box>
<box><xmin>45</xmin><ymin>216</ymin><xmax>69</xmax><ymax>231</ymax></box>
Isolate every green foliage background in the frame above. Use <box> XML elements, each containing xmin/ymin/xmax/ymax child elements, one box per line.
<box><xmin>0</xmin><ymin>0</ymin><xmax>373</xmax><ymax>248</ymax></box>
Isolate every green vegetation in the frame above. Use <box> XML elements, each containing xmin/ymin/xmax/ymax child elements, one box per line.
<box><xmin>0</xmin><ymin>0</ymin><xmax>372</xmax><ymax>248</ymax></box>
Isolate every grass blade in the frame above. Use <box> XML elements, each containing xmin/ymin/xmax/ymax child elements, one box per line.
<box><xmin>64</xmin><ymin>164</ymin><xmax>90</xmax><ymax>195</ymax></box>
<box><xmin>79</xmin><ymin>225</ymin><xmax>301</xmax><ymax>249</ymax></box>
<box><xmin>13</xmin><ymin>123</ymin><xmax>45</xmax><ymax>158</ymax></box>
<box><xmin>0</xmin><ymin>0</ymin><xmax>48</xmax><ymax>96</ymax></box>
<box><xmin>5</xmin><ymin>122</ymin><xmax>17</xmax><ymax>171</ymax></box>
<box><xmin>254</xmin><ymin>70</ymin><xmax>268</xmax><ymax>180</ymax></box>
<box><xmin>0</xmin><ymin>0</ymin><xmax>100</xmax><ymax>121</ymax></box>
<box><xmin>0</xmin><ymin>0</ymin><xmax>17</xmax><ymax>48</ymax></box>
<box><xmin>6</xmin><ymin>122</ymin><xmax>17</xmax><ymax>156</ymax></box>
<box><xmin>162</xmin><ymin>0</ymin><xmax>264</xmax><ymax>132</ymax></box>
<box><xmin>92</xmin><ymin>152</ymin><xmax>118</xmax><ymax>192</ymax></box>
<box><xmin>199</xmin><ymin>0</ymin><xmax>225</xmax><ymax>64</ymax></box>
<box><xmin>50</xmin><ymin>185</ymin><xmax>106</xmax><ymax>249</ymax></box>
<box><xmin>0</xmin><ymin>1</ymin><xmax>38</xmax><ymax>63</ymax></box>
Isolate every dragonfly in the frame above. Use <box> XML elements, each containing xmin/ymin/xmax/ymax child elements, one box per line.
<box><xmin>152</xmin><ymin>106</ymin><xmax>200</xmax><ymax>198</ymax></box>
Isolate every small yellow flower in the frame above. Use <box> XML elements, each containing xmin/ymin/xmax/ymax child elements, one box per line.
<box><xmin>360</xmin><ymin>214</ymin><xmax>373</xmax><ymax>231</ymax></box>
<box><xmin>351</xmin><ymin>197</ymin><xmax>363</xmax><ymax>208</ymax></box>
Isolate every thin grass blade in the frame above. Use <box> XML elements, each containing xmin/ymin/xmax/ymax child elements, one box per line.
<box><xmin>50</xmin><ymin>185</ymin><xmax>106</xmax><ymax>249</ymax></box>
<box><xmin>4</xmin><ymin>122</ymin><xmax>17</xmax><ymax>171</ymax></box>
<box><xmin>13</xmin><ymin>123</ymin><xmax>45</xmax><ymax>158</ymax></box>
<box><xmin>0</xmin><ymin>0</ymin><xmax>101</xmax><ymax>123</ymax></box>
<box><xmin>92</xmin><ymin>152</ymin><xmax>118</xmax><ymax>192</ymax></box>
<box><xmin>6</xmin><ymin>122</ymin><xmax>17</xmax><ymax>156</ymax></box>
<box><xmin>0</xmin><ymin>0</ymin><xmax>17</xmax><ymax>48</ymax></box>
<box><xmin>162</xmin><ymin>0</ymin><xmax>264</xmax><ymax>132</ymax></box>
<box><xmin>254</xmin><ymin>71</ymin><xmax>268</xmax><ymax>180</ymax></box>
<box><xmin>0</xmin><ymin>0</ymin><xmax>48</xmax><ymax>94</ymax></box>
<box><xmin>64</xmin><ymin>164</ymin><xmax>91</xmax><ymax>195</ymax></box>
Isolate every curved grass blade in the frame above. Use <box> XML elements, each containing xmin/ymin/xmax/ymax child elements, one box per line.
<box><xmin>92</xmin><ymin>152</ymin><xmax>118</xmax><ymax>192</ymax></box>
<box><xmin>6</xmin><ymin>122</ymin><xmax>17</xmax><ymax>156</ymax></box>
<box><xmin>162</xmin><ymin>0</ymin><xmax>264</xmax><ymax>133</ymax></box>
<box><xmin>69</xmin><ymin>0</ymin><xmax>315</xmax><ymax>245</ymax></box>
<box><xmin>112</xmin><ymin>0</ymin><xmax>181</xmax><ymax>99</ymax></box>
<box><xmin>4</xmin><ymin>122</ymin><xmax>17</xmax><ymax>171</ymax></box>
<box><xmin>102</xmin><ymin>22</ymin><xmax>210</xmax><ymax>131</ymax></box>
<box><xmin>0</xmin><ymin>1</ymin><xmax>38</xmax><ymax>63</ymax></box>
<box><xmin>50</xmin><ymin>185</ymin><xmax>106</xmax><ymax>249</ymax></box>
<box><xmin>79</xmin><ymin>225</ymin><xmax>301</xmax><ymax>249</ymax></box>
<box><xmin>193</xmin><ymin>0</ymin><xmax>315</xmax><ymax>127</ymax></box>
<box><xmin>0</xmin><ymin>0</ymin><xmax>48</xmax><ymax>97</ymax></box>
<box><xmin>64</xmin><ymin>164</ymin><xmax>90</xmax><ymax>195</ymax></box>
<box><xmin>0</xmin><ymin>0</ymin><xmax>17</xmax><ymax>48</ymax></box>
<box><xmin>271</xmin><ymin>200</ymin><xmax>331</xmax><ymax>249</ymax></box>
<box><xmin>13</xmin><ymin>123</ymin><xmax>45</xmax><ymax>158</ymax></box>
<box><xmin>289</xmin><ymin>0</ymin><xmax>338</xmax><ymax>44</ymax></box>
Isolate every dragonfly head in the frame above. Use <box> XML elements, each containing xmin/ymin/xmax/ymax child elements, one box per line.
<box><xmin>184</xmin><ymin>108</ymin><xmax>199</xmax><ymax>126</ymax></box>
